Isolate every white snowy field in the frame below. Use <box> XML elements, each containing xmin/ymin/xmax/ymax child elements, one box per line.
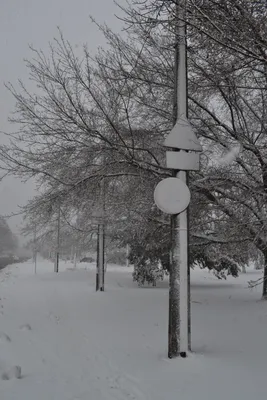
<box><xmin>0</xmin><ymin>259</ymin><xmax>266</xmax><ymax>400</ymax></box>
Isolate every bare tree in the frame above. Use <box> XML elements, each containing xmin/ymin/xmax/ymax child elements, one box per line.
<box><xmin>2</xmin><ymin>0</ymin><xmax>267</xmax><ymax>296</ymax></box>
<box><xmin>95</xmin><ymin>0</ymin><xmax>267</xmax><ymax>296</ymax></box>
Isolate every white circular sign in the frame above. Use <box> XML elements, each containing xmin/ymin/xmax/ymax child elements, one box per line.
<box><xmin>154</xmin><ymin>177</ymin><xmax>191</xmax><ymax>215</ymax></box>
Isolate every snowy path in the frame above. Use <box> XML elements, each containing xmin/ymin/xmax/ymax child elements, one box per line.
<box><xmin>0</xmin><ymin>260</ymin><xmax>266</xmax><ymax>399</ymax></box>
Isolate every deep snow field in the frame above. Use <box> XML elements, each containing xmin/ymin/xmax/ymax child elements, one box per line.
<box><xmin>0</xmin><ymin>258</ymin><xmax>266</xmax><ymax>400</ymax></box>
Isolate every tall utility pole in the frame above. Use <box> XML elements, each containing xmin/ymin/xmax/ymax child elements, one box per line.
<box><xmin>167</xmin><ymin>0</ymin><xmax>189</xmax><ymax>359</ymax></box>
<box><xmin>168</xmin><ymin>0</ymin><xmax>180</xmax><ymax>359</ymax></box>
<box><xmin>154</xmin><ymin>0</ymin><xmax>201</xmax><ymax>358</ymax></box>
<box><xmin>166</xmin><ymin>0</ymin><xmax>201</xmax><ymax>358</ymax></box>
<box><xmin>175</xmin><ymin>0</ymin><xmax>189</xmax><ymax>358</ymax></box>
<box><xmin>54</xmin><ymin>205</ymin><xmax>60</xmax><ymax>273</ymax></box>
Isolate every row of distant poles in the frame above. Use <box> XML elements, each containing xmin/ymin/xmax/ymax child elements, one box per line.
<box><xmin>32</xmin><ymin>197</ymin><xmax>106</xmax><ymax>293</ymax></box>
<box><xmin>32</xmin><ymin>204</ymin><xmax>61</xmax><ymax>275</ymax></box>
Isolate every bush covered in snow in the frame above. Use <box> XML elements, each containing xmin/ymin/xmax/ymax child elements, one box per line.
<box><xmin>190</xmin><ymin>245</ymin><xmax>241</xmax><ymax>279</ymax></box>
<box><xmin>133</xmin><ymin>261</ymin><xmax>164</xmax><ymax>286</ymax></box>
<box><xmin>80</xmin><ymin>256</ymin><xmax>95</xmax><ymax>263</ymax></box>
<box><xmin>129</xmin><ymin>241</ymin><xmax>167</xmax><ymax>286</ymax></box>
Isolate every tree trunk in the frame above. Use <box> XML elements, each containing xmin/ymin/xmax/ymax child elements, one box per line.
<box><xmin>262</xmin><ymin>250</ymin><xmax>267</xmax><ymax>299</ymax></box>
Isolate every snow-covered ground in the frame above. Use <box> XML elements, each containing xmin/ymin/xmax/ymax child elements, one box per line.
<box><xmin>0</xmin><ymin>259</ymin><xmax>266</xmax><ymax>400</ymax></box>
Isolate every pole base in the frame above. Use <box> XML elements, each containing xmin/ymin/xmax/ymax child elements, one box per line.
<box><xmin>168</xmin><ymin>351</ymin><xmax>187</xmax><ymax>359</ymax></box>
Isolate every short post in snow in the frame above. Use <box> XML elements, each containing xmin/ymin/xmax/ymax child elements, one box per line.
<box><xmin>154</xmin><ymin>0</ymin><xmax>202</xmax><ymax>359</ymax></box>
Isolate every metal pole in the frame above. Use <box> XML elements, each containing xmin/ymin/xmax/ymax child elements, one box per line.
<box><xmin>73</xmin><ymin>250</ymin><xmax>77</xmax><ymax>268</ymax></box>
<box><xmin>99</xmin><ymin>177</ymin><xmax>105</xmax><ymax>291</ymax></box>
<box><xmin>168</xmin><ymin>0</ymin><xmax>179</xmax><ymax>358</ymax></box>
<box><xmin>71</xmin><ymin>245</ymin><xmax>74</xmax><ymax>262</ymax></box>
<box><xmin>54</xmin><ymin>205</ymin><xmax>60</xmax><ymax>273</ymax></box>
<box><xmin>34</xmin><ymin>253</ymin><xmax>37</xmax><ymax>275</ymax></box>
<box><xmin>126</xmin><ymin>244</ymin><xmax>130</xmax><ymax>267</ymax></box>
<box><xmin>33</xmin><ymin>225</ymin><xmax>37</xmax><ymax>274</ymax></box>
<box><xmin>168</xmin><ymin>0</ymin><xmax>189</xmax><ymax>358</ymax></box>
<box><xmin>96</xmin><ymin>176</ymin><xmax>105</xmax><ymax>291</ymax></box>
<box><xmin>98</xmin><ymin>219</ymin><xmax>105</xmax><ymax>291</ymax></box>
<box><xmin>96</xmin><ymin>225</ymin><xmax>100</xmax><ymax>291</ymax></box>
<box><xmin>177</xmin><ymin>0</ymin><xmax>189</xmax><ymax>357</ymax></box>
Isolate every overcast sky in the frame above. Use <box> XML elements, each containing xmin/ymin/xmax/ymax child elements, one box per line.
<box><xmin>0</xmin><ymin>0</ymin><xmax>124</xmax><ymax>241</ymax></box>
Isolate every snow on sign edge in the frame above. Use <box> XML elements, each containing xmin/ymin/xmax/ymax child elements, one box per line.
<box><xmin>154</xmin><ymin>177</ymin><xmax>191</xmax><ymax>215</ymax></box>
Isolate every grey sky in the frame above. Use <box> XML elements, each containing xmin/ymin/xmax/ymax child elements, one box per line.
<box><xmin>0</xmin><ymin>0</ymin><xmax>124</xmax><ymax>240</ymax></box>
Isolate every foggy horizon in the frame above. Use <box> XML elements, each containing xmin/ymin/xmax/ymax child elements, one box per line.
<box><xmin>0</xmin><ymin>0</ymin><xmax>124</xmax><ymax>243</ymax></box>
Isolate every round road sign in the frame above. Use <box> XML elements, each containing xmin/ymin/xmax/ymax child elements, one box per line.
<box><xmin>154</xmin><ymin>177</ymin><xmax>191</xmax><ymax>215</ymax></box>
